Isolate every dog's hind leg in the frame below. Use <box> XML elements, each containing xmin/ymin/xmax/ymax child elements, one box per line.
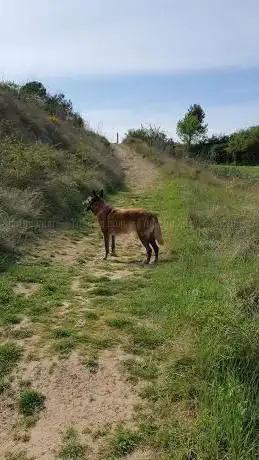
<box><xmin>138</xmin><ymin>232</ymin><xmax>152</xmax><ymax>264</ymax></box>
<box><xmin>149</xmin><ymin>235</ymin><xmax>159</xmax><ymax>263</ymax></box>
<box><xmin>111</xmin><ymin>235</ymin><xmax>118</xmax><ymax>257</ymax></box>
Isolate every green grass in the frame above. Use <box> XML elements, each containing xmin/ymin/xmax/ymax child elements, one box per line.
<box><xmin>58</xmin><ymin>427</ymin><xmax>87</xmax><ymax>460</ymax></box>
<box><xmin>0</xmin><ymin>342</ymin><xmax>23</xmax><ymax>391</ymax></box>
<box><xmin>123</xmin><ymin>358</ymin><xmax>158</xmax><ymax>381</ymax></box>
<box><xmin>84</xmin><ymin>311</ymin><xmax>99</xmax><ymax>320</ymax></box>
<box><xmin>95</xmin><ymin>174</ymin><xmax>259</xmax><ymax>459</ymax></box>
<box><xmin>0</xmin><ymin>264</ymin><xmax>73</xmax><ymax>327</ymax></box>
<box><xmin>0</xmin><ymin>342</ymin><xmax>22</xmax><ymax>374</ymax></box>
<box><xmin>213</xmin><ymin>164</ymin><xmax>259</xmax><ymax>178</ymax></box>
<box><xmin>110</xmin><ymin>428</ymin><xmax>140</xmax><ymax>457</ymax></box>
<box><xmin>53</xmin><ymin>337</ymin><xmax>78</xmax><ymax>357</ymax></box>
<box><xmin>107</xmin><ymin>318</ymin><xmax>133</xmax><ymax>329</ymax></box>
<box><xmin>8</xmin><ymin>329</ymin><xmax>34</xmax><ymax>339</ymax></box>
<box><xmin>19</xmin><ymin>389</ymin><xmax>46</xmax><ymax>416</ymax></box>
<box><xmin>52</xmin><ymin>328</ymin><xmax>73</xmax><ymax>339</ymax></box>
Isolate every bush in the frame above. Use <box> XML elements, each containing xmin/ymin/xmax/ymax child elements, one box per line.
<box><xmin>111</xmin><ymin>428</ymin><xmax>140</xmax><ymax>456</ymax></box>
<box><xmin>0</xmin><ymin>342</ymin><xmax>22</xmax><ymax>378</ymax></box>
<box><xmin>189</xmin><ymin>135</ymin><xmax>230</xmax><ymax>163</ymax></box>
<box><xmin>226</xmin><ymin>126</ymin><xmax>259</xmax><ymax>165</ymax></box>
<box><xmin>124</xmin><ymin>124</ymin><xmax>174</xmax><ymax>154</ymax></box>
<box><xmin>19</xmin><ymin>389</ymin><xmax>46</xmax><ymax>416</ymax></box>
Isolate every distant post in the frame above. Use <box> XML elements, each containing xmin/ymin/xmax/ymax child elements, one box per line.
<box><xmin>116</xmin><ymin>132</ymin><xmax>119</xmax><ymax>144</ymax></box>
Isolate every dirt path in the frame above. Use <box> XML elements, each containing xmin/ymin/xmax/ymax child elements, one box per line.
<box><xmin>113</xmin><ymin>144</ymin><xmax>159</xmax><ymax>192</ymax></box>
<box><xmin>1</xmin><ymin>145</ymin><xmax>161</xmax><ymax>460</ymax></box>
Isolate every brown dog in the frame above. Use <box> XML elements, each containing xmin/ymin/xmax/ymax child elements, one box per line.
<box><xmin>83</xmin><ymin>190</ymin><xmax>164</xmax><ymax>264</ymax></box>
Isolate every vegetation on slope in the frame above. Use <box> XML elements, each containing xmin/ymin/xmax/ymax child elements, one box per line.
<box><xmin>123</xmin><ymin>125</ymin><xmax>175</xmax><ymax>164</ymax></box>
<box><xmin>0</xmin><ymin>82</ymin><xmax>124</xmax><ymax>265</ymax></box>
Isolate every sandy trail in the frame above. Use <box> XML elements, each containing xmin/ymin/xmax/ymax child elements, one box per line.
<box><xmin>1</xmin><ymin>145</ymin><xmax>160</xmax><ymax>460</ymax></box>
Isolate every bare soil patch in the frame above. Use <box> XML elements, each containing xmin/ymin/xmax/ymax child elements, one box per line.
<box><xmin>13</xmin><ymin>282</ymin><xmax>40</xmax><ymax>298</ymax></box>
<box><xmin>1</xmin><ymin>349</ymin><xmax>140</xmax><ymax>460</ymax></box>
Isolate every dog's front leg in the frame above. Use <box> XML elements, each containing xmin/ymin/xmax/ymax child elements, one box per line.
<box><xmin>103</xmin><ymin>231</ymin><xmax>110</xmax><ymax>260</ymax></box>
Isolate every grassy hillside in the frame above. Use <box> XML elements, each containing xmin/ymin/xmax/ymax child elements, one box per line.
<box><xmin>0</xmin><ymin>83</ymin><xmax>124</xmax><ymax>265</ymax></box>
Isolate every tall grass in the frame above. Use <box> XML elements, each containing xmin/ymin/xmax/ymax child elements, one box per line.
<box><xmin>100</xmin><ymin>163</ymin><xmax>259</xmax><ymax>459</ymax></box>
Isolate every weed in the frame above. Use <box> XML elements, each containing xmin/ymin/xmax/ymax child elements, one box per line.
<box><xmin>131</xmin><ymin>327</ymin><xmax>165</xmax><ymax>351</ymax></box>
<box><xmin>9</xmin><ymin>329</ymin><xmax>34</xmax><ymax>339</ymax></box>
<box><xmin>90</xmin><ymin>286</ymin><xmax>118</xmax><ymax>297</ymax></box>
<box><xmin>52</xmin><ymin>328</ymin><xmax>73</xmax><ymax>339</ymax></box>
<box><xmin>107</xmin><ymin>319</ymin><xmax>132</xmax><ymax>329</ymax></box>
<box><xmin>58</xmin><ymin>427</ymin><xmax>87</xmax><ymax>460</ymax></box>
<box><xmin>84</xmin><ymin>311</ymin><xmax>99</xmax><ymax>320</ymax></box>
<box><xmin>94</xmin><ymin>337</ymin><xmax>116</xmax><ymax>349</ymax></box>
<box><xmin>19</xmin><ymin>389</ymin><xmax>46</xmax><ymax>416</ymax></box>
<box><xmin>84</xmin><ymin>274</ymin><xmax>110</xmax><ymax>283</ymax></box>
<box><xmin>3</xmin><ymin>314</ymin><xmax>23</xmax><ymax>325</ymax></box>
<box><xmin>237</xmin><ymin>282</ymin><xmax>259</xmax><ymax>317</ymax></box>
<box><xmin>0</xmin><ymin>342</ymin><xmax>23</xmax><ymax>378</ymax></box>
<box><xmin>54</xmin><ymin>338</ymin><xmax>77</xmax><ymax>356</ymax></box>
<box><xmin>123</xmin><ymin>359</ymin><xmax>158</xmax><ymax>380</ymax></box>
<box><xmin>111</xmin><ymin>428</ymin><xmax>140</xmax><ymax>456</ymax></box>
<box><xmin>85</xmin><ymin>358</ymin><xmax>99</xmax><ymax>374</ymax></box>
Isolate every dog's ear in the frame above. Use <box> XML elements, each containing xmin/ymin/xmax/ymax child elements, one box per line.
<box><xmin>99</xmin><ymin>189</ymin><xmax>104</xmax><ymax>198</ymax></box>
<box><xmin>91</xmin><ymin>190</ymin><xmax>96</xmax><ymax>197</ymax></box>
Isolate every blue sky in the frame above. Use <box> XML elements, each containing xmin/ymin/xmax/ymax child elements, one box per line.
<box><xmin>1</xmin><ymin>0</ymin><xmax>259</xmax><ymax>141</ymax></box>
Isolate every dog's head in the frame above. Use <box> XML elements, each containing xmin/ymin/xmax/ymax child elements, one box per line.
<box><xmin>82</xmin><ymin>189</ymin><xmax>104</xmax><ymax>211</ymax></box>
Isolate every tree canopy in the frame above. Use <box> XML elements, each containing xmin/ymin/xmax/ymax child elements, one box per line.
<box><xmin>177</xmin><ymin>104</ymin><xmax>207</xmax><ymax>146</ymax></box>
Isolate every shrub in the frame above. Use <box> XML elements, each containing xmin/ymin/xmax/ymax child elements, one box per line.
<box><xmin>226</xmin><ymin>126</ymin><xmax>259</xmax><ymax>165</ymax></box>
<box><xmin>124</xmin><ymin>124</ymin><xmax>174</xmax><ymax>153</ymax></box>
<box><xmin>58</xmin><ymin>428</ymin><xmax>87</xmax><ymax>460</ymax></box>
<box><xmin>19</xmin><ymin>389</ymin><xmax>46</xmax><ymax>416</ymax></box>
<box><xmin>111</xmin><ymin>428</ymin><xmax>140</xmax><ymax>456</ymax></box>
<box><xmin>0</xmin><ymin>342</ymin><xmax>22</xmax><ymax>378</ymax></box>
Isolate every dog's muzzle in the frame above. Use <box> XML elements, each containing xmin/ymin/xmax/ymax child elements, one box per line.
<box><xmin>82</xmin><ymin>199</ymin><xmax>92</xmax><ymax>211</ymax></box>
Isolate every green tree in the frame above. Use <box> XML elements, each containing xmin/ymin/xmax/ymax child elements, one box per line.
<box><xmin>20</xmin><ymin>81</ymin><xmax>47</xmax><ymax>99</ymax></box>
<box><xmin>188</xmin><ymin>103</ymin><xmax>206</xmax><ymax>124</ymax></box>
<box><xmin>72</xmin><ymin>112</ymin><xmax>85</xmax><ymax>128</ymax></box>
<box><xmin>45</xmin><ymin>93</ymin><xmax>73</xmax><ymax>120</ymax></box>
<box><xmin>226</xmin><ymin>126</ymin><xmax>259</xmax><ymax>165</ymax></box>
<box><xmin>177</xmin><ymin>104</ymin><xmax>207</xmax><ymax>146</ymax></box>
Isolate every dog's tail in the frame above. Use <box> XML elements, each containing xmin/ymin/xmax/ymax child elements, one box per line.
<box><xmin>153</xmin><ymin>216</ymin><xmax>164</xmax><ymax>245</ymax></box>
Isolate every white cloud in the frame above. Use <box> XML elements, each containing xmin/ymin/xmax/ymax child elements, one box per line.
<box><xmin>1</xmin><ymin>0</ymin><xmax>259</xmax><ymax>79</ymax></box>
<box><xmin>85</xmin><ymin>101</ymin><xmax>259</xmax><ymax>142</ymax></box>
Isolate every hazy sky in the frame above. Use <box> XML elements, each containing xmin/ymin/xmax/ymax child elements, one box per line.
<box><xmin>1</xmin><ymin>0</ymin><xmax>259</xmax><ymax>141</ymax></box>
